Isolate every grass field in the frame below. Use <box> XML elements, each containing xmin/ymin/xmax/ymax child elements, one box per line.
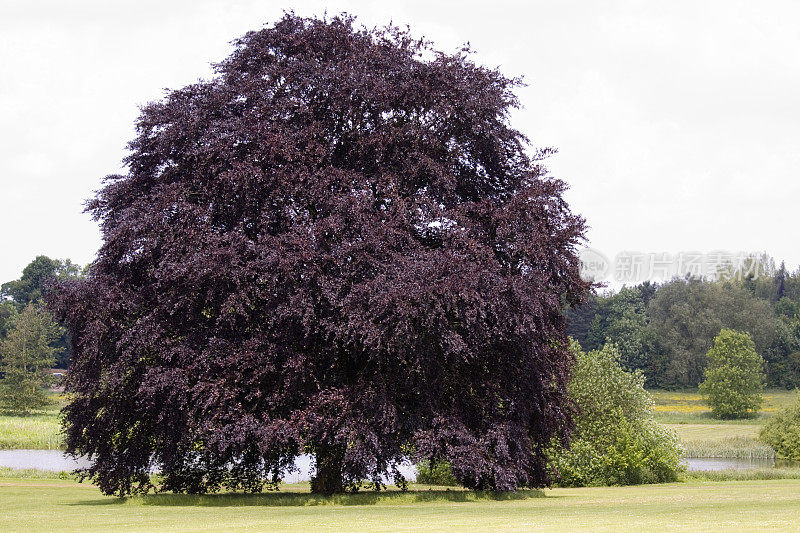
<box><xmin>0</xmin><ymin>394</ymin><xmax>66</xmax><ymax>450</ymax></box>
<box><xmin>650</xmin><ymin>389</ymin><xmax>799</xmax><ymax>423</ymax></box>
<box><xmin>2</xmin><ymin>478</ymin><xmax>800</xmax><ymax>531</ymax></box>
<box><xmin>651</xmin><ymin>389</ymin><xmax>799</xmax><ymax>459</ymax></box>
<box><xmin>667</xmin><ymin>424</ymin><xmax>774</xmax><ymax>459</ymax></box>
<box><xmin>667</xmin><ymin>424</ymin><xmax>760</xmax><ymax>440</ymax></box>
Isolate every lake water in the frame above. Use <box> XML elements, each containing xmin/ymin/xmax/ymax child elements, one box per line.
<box><xmin>0</xmin><ymin>450</ymin><xmax>417</xmax><ymax>482</ymax></box>
<box><xmin>3</xmin><ymin>450</ymin><xmax>793</xmax><ymax>477</ymax></box>
<box><xmin>0</xmin><ymin>450</ymin><xmax>92</xmax><ymax>471</ymax></box>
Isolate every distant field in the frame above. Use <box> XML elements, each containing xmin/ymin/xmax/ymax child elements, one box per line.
<box><xmin>668</xmin><ymin>424</ymin><xmax>760</xmax><ymax>442</ymax></box>
<box><xmin>0</xmin><ymin>394</ymin><xmax>66</xmax><ymax>450</ymax></box>
<box><xmin>650</xmin><ymin>389</ymin><xmax>799</xmax><ymax>424</ymax></box>
<box><xmin>651</xmin><ymin>389</ymin><xmax>799</xmax><ymax>459</ymax></box>
<box><xmin>2</xmin><ymin>478</ymin><xmax>800</xmax><ymax>531</ymax></box>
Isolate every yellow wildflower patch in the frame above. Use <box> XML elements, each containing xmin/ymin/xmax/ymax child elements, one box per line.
<box><xmin>653</xmin><ymin>405</ymin><xmax>708</xmax><ymax>413</ymax></box>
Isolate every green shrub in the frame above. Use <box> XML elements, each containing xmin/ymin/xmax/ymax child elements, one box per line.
<box><xmin>699</xmin><ymin>329</ymin><xmax>765</xmax><ymax>419</ymax></box>
<box><xmin>759</xmin><ymin>395</ymin><xmax>800</xmax><ymax>461</ymax></box>
<box><xmin>547</xmin><ymin>341</ymin><xmax>684</xmax><ymax>487</ymax></box>
<box><xmin>415</xmin><ymin>460</ymin><xmax>459</xmax><ymax>486</ymax></box>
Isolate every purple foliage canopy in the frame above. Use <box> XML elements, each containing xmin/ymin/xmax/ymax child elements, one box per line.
<box><xmin>49</xmin><ymin>13</ymin><xmax>589</xmax><ymax>496</ymax></box>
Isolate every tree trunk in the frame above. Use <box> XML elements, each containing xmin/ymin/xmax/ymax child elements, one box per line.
<box><xmin>311</xmin><ymin>444</ymin><xmax>345</xmax><ymax>494</ymax></box>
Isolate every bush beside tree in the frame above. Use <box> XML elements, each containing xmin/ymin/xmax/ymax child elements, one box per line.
<box><xmin>547</xmin><ymin>341</ymin><xmax>683</xmax><ymax>487</ymax></box>
<box><xmin>699</xmin><ymin>329</ymin><xmax>765</xmax><ymax>419</ymax></box>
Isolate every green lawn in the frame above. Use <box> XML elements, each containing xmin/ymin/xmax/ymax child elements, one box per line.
<box><xmin>2</xmin><ymin>478</ymin><xmax>800</xmax><ymax>531</ymax></box>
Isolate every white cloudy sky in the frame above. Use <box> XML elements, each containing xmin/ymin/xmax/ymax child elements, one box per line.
<box><xmin>2</xmin><ymin>0</ymin><xmax>799</xmax><ymax>285</ymax></box>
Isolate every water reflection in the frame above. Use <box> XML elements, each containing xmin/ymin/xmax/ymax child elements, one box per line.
<box><xmin>0</xmin><ymin>449</ymin><xmax>90</xmax><ymax>471</ymax></box>
<box><xmin>6</xmin><ymin>450</ymin><xmax>794</xmax><ymax>477</ymax></box>
<box><xmin>0</xmin><ymin>450</ymin><xmax>417</xmax><ymax>481</ymax></box>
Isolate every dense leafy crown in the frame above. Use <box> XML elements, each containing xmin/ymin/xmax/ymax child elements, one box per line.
<box><xmin>700</xmin><ymin>329</ymin><xmax>765</xmax><ymax>419</ymax></box>
<box><xmin>50</xmin><ymin>13</ymin><xmax>588</xmax><ymax>495</ymax></box>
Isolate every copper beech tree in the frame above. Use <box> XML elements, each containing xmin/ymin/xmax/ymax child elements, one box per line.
<box><xmin>49</xmin><ymin>14</ymin><xmax>589</xmax><ymax>496</ymax></box>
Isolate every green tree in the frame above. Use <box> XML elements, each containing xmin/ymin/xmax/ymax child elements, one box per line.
<box><xmin>764</xmin><ymin>315</ymin><xmax>800</xmax><ymax>389</ymax></box>
<box><xmin>775</xmin><ymin>297</ymin><xmax>800</xmax><ymax>318</ymax></box>
<box><xmin>587</xmin><ymin>286</ymin><xmax>653</xmax><ymax>373</ymax></box>
<box><xmin>565</xmin><ymin>293</ymin><xmax>599</xmax><ymax>349</ymax></box>
<box><xmin>1</xmin><ymin>256</ymin><xmax>81</xmax><ymax>307</ymax></box>
<box><xmin>775</xmin><ymin>261</ymin><xmax>787</xmax><ymax>301</ymax></box>
<box><xmin>0</xmin><ymin>300</ymin><xmax>18</xmax><ymax>339</ymax></box>
<box><xmin>0</xmin><ymin>304</ymin><xmax>63</xmax><ymax>413</ymax></box>
<box><xmin>759</xmin><ymin>396</ymin><xmax>800</xmax><ymax>461</ymax></box>
<box><xmin>699</xmin><ymin>329</ymin><xmax>765</xmax><ymax>419</ymax></box>
<box><xmin>647</xmin><ymin>278</ymin><xmax>776</xmax><ymax>388</ymax></box>
<box><xmin>547</xmin><ymin>341</ymin><xmax>683</xmax><ymax>487</ymax></box>
<box><xmin>782</xmin><ymin>267</ymin><xmax>800</xmax><ymax>304</ymax></box>
<box><xmin>2</xmin><ymin>256</ymin><xmax>83</xmax><ymax>368</ymax></box>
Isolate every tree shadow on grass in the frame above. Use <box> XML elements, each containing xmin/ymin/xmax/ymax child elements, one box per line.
<box><xmin>74</xmin><ymin>489</ymin><xmax>545</xmax><ymax>507</ymax></box>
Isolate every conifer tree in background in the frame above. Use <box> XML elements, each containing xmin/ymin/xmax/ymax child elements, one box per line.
<box><xmin>775</xmin><ymin>261</ymin><xmax>787</xmax><ymax>301</ymax></box>
<box><xmin>0</xmin><ymin>304</ymin><xmax>63</xmax><ymax>414</ymax></box>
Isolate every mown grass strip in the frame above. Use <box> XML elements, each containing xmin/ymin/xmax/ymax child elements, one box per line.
<box><xmin>132</xmin><ymin>487</ymin><xmax>543</xmax><ymax>507</ymax></box>
<box><xmin>4</xmin><ymin>479</ymin><xmax>800</xmax><ymax>532</ymax></box>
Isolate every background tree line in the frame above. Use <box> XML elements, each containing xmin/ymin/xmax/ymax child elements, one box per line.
<box><xmin>0</xmin><ymin>255</ymin><xmax>83</xmax><ymax>369</ymax></box>
<box><xmin>567</xmin><ymin>257</ymin><xmax>800</xmax><ymax>389</ymax></box>
<box><xmin>0</xmin><ymin>256</ymin><xmax>83</xmax><ymax>413</ymax></box>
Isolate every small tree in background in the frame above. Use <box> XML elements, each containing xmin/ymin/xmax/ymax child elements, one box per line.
<box><xmin>699</xmin><ymin>329</ymin><xmax>765</xmax><ymax>419</ymax></box>
<box><xmin>547</xmin><ymin>341</ymin><xmax>683</xmax><ymax>487</ymax></box>
<box><xmin>0</xmin><ymin>304</ymin><xmax>63</xmax><ymax>414</ymax></box>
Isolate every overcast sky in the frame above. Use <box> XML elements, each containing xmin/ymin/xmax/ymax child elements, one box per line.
<box><xmin>2</xmin><ymin>0</ymin><xmax>799</xmax><ymax>285</ymax></box>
